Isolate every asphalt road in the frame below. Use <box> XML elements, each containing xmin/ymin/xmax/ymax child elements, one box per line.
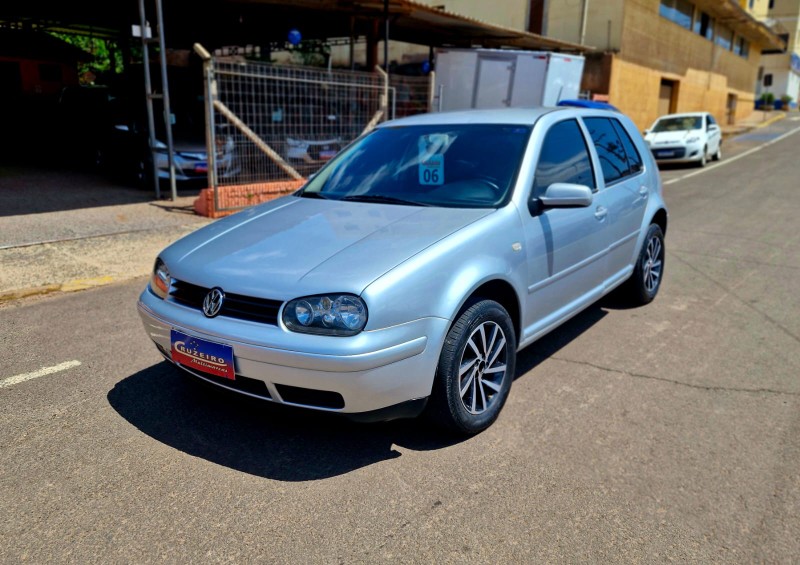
<box><xmin>2</xmin><ymin>118</ymin><xmax>799</xmax><ymax>562</ymax></box>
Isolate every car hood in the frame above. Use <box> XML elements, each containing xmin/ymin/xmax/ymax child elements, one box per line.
<box><xmin>646</xmin><ymin>130</ymin><xmax>700</xmax><ymax>145</ymax></box>
<box><xmin>162</xmin><ymin>196</ymin><xmax>493</xmax><ymax>299</ymax></box>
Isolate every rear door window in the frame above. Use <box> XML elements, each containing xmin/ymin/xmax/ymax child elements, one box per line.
<box><xmin>584</xmin><ymin>117</ymin><xmax>643</xmax><ymax>184</ymax></box>
<box><xmin>610</xmin><ymin>119</ymin><xmax>643</xmax><ymax>175</ymax></box>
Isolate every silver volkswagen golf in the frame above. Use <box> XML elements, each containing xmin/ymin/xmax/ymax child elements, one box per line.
<box><xmin>138</xmin><ymin>107</ymin><xmax>667</xmax><ymax>434</ymax></box>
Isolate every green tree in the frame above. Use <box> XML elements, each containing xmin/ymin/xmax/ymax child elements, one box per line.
<box><xmin>47</xmin><ymin>32</ymin><xmax>124</xmax><ymax>80</ymax></box>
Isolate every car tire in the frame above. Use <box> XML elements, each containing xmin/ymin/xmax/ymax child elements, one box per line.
<box><xmin>621</xmin><ymin>224</ymin><xmax>665</xmax><ymax>305</ymax></box>
<box><xmin>134</xmin><ymin>155</ymin><xmax>155</xmax><ymax>190</ymax></box>
<box><xmin>698</xmin><ymin>146</ymin><xmax>707</xmax><ymax>167</ymax></box>
<box><xmin>713</xmin><ymin>145</ymin><xmax>722</xmax><ymax>161</ymax></box>
<box><xmin>426</xmin><ymin>299</ymin><xmax>516</xmax><ymax>435</ymax></box>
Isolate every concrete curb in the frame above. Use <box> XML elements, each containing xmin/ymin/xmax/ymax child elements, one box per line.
<box><xmin>723</xmin><ymin>112</ymin><xmax>786</xmax><ymax>139</ymax></box>
<box><xmin>0</xmin><ymin>276</ymin><xmax>124</xmax><ymax>304</ymax></box>
<box><xmin>753</xmin><ymin>112</ymin><xmax>786</xmax><ymax>129</ymax></box>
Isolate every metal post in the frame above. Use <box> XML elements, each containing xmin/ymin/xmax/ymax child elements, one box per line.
<box><xmin>428</xmin><ymin>70</ymin><xmax>436</xmax><ymax>112</ymax></box>
<box><xmin>137</xmin><ymin>0</ymin><xmax>160</xmax><ymax>199</ymax></box>
<box><xmin>349</xmin><ymin>16</ymin><xmax>355</xmax><ymax>71</ymax></box>
<box><xmin>195</xmin><ymin>44</ymin><xmax>218</xmax><ymax>201</ymax></box>
<box><xmin>155</xmin><ymin>0</ymin><xmax>177</xmax><ymax>201</ymax></box>
<box><xmin>580</xmin><ymin>0</ymin><xmax>589</xmax><ymax>45</ymax></box>
<box><xmin>383</xmin><ymin>0</ymin><xmax>389</xmax><ymax>72</ymax></box>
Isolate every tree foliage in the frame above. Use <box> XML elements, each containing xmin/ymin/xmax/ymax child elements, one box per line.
<box><xmin>47</xmin><ymin>32</ymin><xmax>124</xmax><ymax>79</ymax></box>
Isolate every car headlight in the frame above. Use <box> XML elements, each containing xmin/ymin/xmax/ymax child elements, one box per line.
<box><xmin>686</xmin><ymin>136</ymin><xmax>701</xmax><ymax>144</ymax></box>
<box><xmin>150</xmin><ymin>258</ymin><xmax>171</xmax><ymax>299</ymax></box>
<box><xmin>283</xmin><ymin>294</ymin><xmax>368</xmax><ymax>336</ymax></box>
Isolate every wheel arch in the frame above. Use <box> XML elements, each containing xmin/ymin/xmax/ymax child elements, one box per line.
<box><xmin>651</xmin><ymin>207</ymin><xmax>668</xmax><ymax>236</ymax></box>
<box><xmin>451</xmin><ymin>278</ymin><xmax>522</xmax><ymax>346</ymax></box>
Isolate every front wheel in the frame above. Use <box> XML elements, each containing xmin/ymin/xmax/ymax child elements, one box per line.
<box><xmin>426</xmin><ymin>300</ymin><xmax>516</xmax><ymax>434</ymax></box>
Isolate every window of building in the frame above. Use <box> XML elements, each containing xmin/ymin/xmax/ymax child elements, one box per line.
<box><xmin>693</xmin><ymin>12</ymin><xmax>714</xmax><ymax>41</ymax></box>
<box><xmin>532</xmin><ymin>120</ymin><xmax>595</xmax><ymax>200</ymax></box>
<box><xmin>716</xmin><ymin>26</ymin><xmax>733</xmax><ymax>50</ymax></box>
<box><xmin>38</xmin><ymin>63</ymin><xmax>62</xmax><ymax>83</ymax></box>
<box><xmin>764</xmin><ymin>73</ymin><xmax>773</xmax><ymax>87</ymax></box>
<box><xmin>659</xmin><ymin>0</ymin><xmax>693</xmax><ymax>30</ymax></box>
<box><xmin>769</xmin><ymin>0</ymin><xmax>775</xmax><ymax>7</ymax></box>
<box><xmin>734</xmin><ymin>36</ymin><xmax>749</xmax><ymax>58</ymax></box>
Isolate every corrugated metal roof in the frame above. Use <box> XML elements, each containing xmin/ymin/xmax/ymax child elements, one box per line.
<box><xmin>242</xmin><ymin>0</ymin><xmax>591</xmax><ymax>52</ymax></box>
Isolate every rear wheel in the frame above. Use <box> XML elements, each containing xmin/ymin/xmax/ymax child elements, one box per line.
<box><xmin>698</xmin><ymin>146</ymin><xmax>708</xmax><ymax>167</ymax></box>
<box><xmin>426</xmin><ymin>300</ymin><xmax>515</xmax><ymax>434</ymax></box>
<box><xmin>713</xmin><ymin>145</ymin><xmax>722</xmax><ymax>161</ymax></box>
<box><xmin>620</xmin><ymin>224</ymin><xmax>665</xmax><ymax>305</ymax></box>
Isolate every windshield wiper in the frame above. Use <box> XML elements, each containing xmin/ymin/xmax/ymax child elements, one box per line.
<box><xmin>341</xmin><ymin>194</ymin><xmax>430</xmax><ymax>206</ymax></box>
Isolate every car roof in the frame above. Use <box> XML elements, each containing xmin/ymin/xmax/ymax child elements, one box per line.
<box><xmin>378</xmin><ymin>107</ymin><xmax>605</xmax><ymax>127</ymax></box>
<box><xmin>656</xmin><ymin>112</ymin><xmax>707</xmax><ymax>119</ymax></box>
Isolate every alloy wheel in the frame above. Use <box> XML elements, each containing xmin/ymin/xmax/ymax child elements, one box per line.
<box><xmin>458</xmin><ymin>321</ymin><xmax>508</xmax><ymax>415</ymax></box>
<box><xmin>642</xmin><ymin>235</ymin><xmax>663</xmax><ymax>293</ymax></box>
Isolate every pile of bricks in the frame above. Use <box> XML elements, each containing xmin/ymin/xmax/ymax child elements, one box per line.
<box><xmin>194</xmin><ymin>179</ymin><xmax>307</xmax><ymax>218</ymax></box>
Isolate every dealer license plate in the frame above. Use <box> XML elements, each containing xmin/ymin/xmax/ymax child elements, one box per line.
<box><xmin>171</xmin><ymin>330</ymin><xmax>235</xmax><ymax>380</ymax></box>
<box><xmin>656</xmin><ymin>150</ymin><xmax>674</xmax><ymax>158</ymax></box>
<box><xmin>194</xmin><ymin>162</ymin><xmax>208</xmax><ymax>173</ymax></box>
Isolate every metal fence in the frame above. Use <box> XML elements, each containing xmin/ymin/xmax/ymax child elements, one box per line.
<box><xmin>199</xmin><ymin>52</ymin><xmax>431</xmax><ymax>212</ymax></box>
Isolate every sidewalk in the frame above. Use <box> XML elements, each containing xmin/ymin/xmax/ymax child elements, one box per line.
<box><xmin>0</xmin><ymin>166</ymin><xmax>212</xmax><ymax>302</ymax></box>
<box><xmin>721</xmin><ymin>109</ymin><xmax>786</xmax><ymax>138</ymax></box>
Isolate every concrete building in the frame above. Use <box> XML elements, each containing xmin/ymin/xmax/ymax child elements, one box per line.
<box><xmin>538</xmin><ymin>0</ymin><xmax>785</xmax><ymax>130</ymax></box>
<box><xmin>744</xmin><ymin>0</ymin><xmax>800</xmax><ymax>105</ymax></box>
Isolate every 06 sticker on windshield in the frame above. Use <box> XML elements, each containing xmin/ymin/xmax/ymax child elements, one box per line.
<box><xmin>418</xmin><ymin>134</ymin><xmax>449</xmax><ymax>186</ymax></box>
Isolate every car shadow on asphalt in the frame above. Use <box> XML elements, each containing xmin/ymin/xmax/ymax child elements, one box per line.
<box><xmin>108</xmin><ymin>362</ymin><xmax>470</xmax><ymax>481</ymax></box>
<box><xmin>108</xmin><ymin>299</ymin><xmax>618</xmax><ymax>481</ymax></box>
<box><xmin>514</xmin><ymin>301</ymin><xmax>609</xmax><ymax>376</ymax></box>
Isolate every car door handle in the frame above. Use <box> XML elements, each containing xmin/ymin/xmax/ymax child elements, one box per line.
<box><xmin>639</xmin><ymin>186</ymin><xmax>649</xmax><ymax>198</ymax></box>
<box><xmin>594</xmin><ymin>206</ymin><xmax>608</xmax><ymax>221</ymax></box>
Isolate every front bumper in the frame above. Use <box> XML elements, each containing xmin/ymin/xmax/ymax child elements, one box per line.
<box><xmin>650</xmin><ymin>144</ymin><xmax>703</xmax><ymax>163</ymax></box>
<box><xmin>137</xmin><ymin>288</ymin><xmax>448</xmax><ymax>415</ymax></box>
<box><xmin>154</xmin><ymin>151</ymin><xmax>239</xmax><ymax>181</ymax></box>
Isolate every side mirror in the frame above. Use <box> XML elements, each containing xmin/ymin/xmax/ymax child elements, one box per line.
<box><xmin>539</xmin><ymin>183</ymin><xmax>594</xmax><ymax>208</ymax></box>
<box><xmin>643</xmin><ymin>129</ymin><xmax>650</xmax><ymax>136</ymax></box>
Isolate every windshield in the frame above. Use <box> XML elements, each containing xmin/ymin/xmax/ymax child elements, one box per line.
<box><xmin>300</xmin><ymin>124</ymin><xmax>531</xmax><ymax>208</ymax></box>
<box><xmin>652</xmin><ymin>116</ymin><xmax>702</xmax><ymax>132</ymax></box>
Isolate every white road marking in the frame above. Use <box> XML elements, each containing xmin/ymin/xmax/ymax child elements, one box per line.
<box><xmin>790</xmin><ymin>117</ymin><xmax>800</xmax><ymax>121</ymax></box>
<box><xmin>663</xmin><ymin>124</ymin><xmax>800</xmax><ymax>186</ymax></box>
<box><xmin>1</xmin><ymin>360</ymin><xmax>82</xmax><ymax>389</ymax></box>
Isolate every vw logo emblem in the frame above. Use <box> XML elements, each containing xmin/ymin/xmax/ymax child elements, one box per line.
<box><xmin>202</xmin><ymin>288</ymin><xmax>225</xmax><ymax>318</ymax></box>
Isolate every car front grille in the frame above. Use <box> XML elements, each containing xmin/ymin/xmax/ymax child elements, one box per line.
<box><xmin>169</xmin><ymin>279</ymin><xmax>283</xmax><ymax>325</ymax></box>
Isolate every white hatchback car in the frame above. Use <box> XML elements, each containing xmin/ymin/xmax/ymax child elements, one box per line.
<box><xmin>644</xmin><ymin>112</ymin><xmax>722</xmax><ymax>167</ymax></box>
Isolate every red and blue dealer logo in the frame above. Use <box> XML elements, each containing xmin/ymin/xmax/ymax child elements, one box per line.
<box><xmin>170</xmin><ymin>330</ymin><xmax>235</xmax><ymax>380</ymax></box>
